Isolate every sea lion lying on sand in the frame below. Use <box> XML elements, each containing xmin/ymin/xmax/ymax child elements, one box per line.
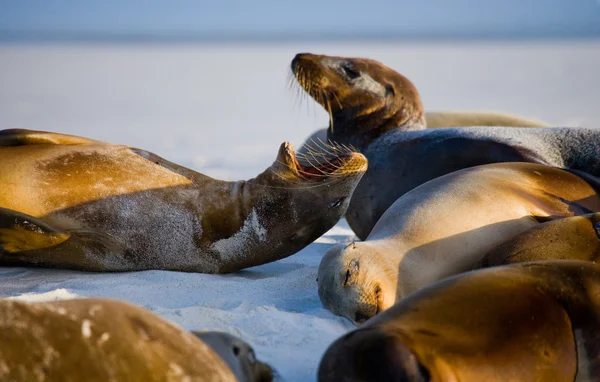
<box><xmin>317</xmin><ymin>162</ymin><xmax>600</xmax><ymax>323</ymax></box>
<box><xmin>0</xmin><ymin>129</ymin><xmax>366</xmax><ymax>273</ymax></box>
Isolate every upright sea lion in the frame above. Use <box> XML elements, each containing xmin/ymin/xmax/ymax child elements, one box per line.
<box><xmin>0</xmin><ymin>298</ymin><xmax>275</xmax><ymax>381</ymax></box>
<box><xmin>317</xmin><ymin>162</ymin><xmax>600</xmax><ymax>324</ymax></box>
<box><xmin>291</xmin><ymin>53</ymin><xmax>598</xmax><ymax>239</ymax></box>
<box><xmin>318</xmin><ymin>260</ymin><xmax>600</xmax><ymax>382</ymax></box>
<box><xmin>0</xmin><ymin>129</ymin><xmax>367</xmax><ymax>273</ymax></box>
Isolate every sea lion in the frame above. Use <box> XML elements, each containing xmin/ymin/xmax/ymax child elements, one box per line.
<box><xmin>291</xmin><ymin>53</ymin><xmax>598</xmax><ymax>240</ymax></box>
<box><xmin>0</xmin><ymin>297</ymin><xmax>274</xmax><ymax>381</ymax></box>
<box><xmin>318</xmin><ymin>260</ymin><xmax>600</xmax><ymax>382</ymax></box>
<box><xmin>0</xmin><ymin>129</ymin><xmax>367</xmax><ymax>273</ymax></box>
<box><xmin>193</xmin><ymin>331</ymin><xmax>276</xmax><ymax>382</ymax></box>
<box><xmin>317</xmin><ymin>162</ymin><xmax>600</xmax><ymax>324</ymax></box>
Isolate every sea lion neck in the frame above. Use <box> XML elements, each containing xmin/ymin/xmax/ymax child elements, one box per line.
<box><xmin>329</xmin><ymin>110</ymin><xmax>426</xmax><ymax>150</ymax></box>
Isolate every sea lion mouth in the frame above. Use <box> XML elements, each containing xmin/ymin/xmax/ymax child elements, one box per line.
<box><xmin>355</xmin><ymin>283</ymin><xmax>384</xmax><ymax>324</ymax></box>
<box><xmin>280</xmin><ymin>141</ymin><xmax>368</xmax><ymax>180</ymax></box>
<box><xmin>289</xmin><ymin>140</ymin><xmax>366</xmax><ymax>180</ymax></box>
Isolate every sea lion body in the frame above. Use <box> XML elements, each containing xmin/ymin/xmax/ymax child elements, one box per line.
<box><xmin>0</xmin><ymin>298</ymin><xmax>241</xmax><ymax>381</ymax></box>
<box><xmin>317</xmin><ymin>162</ymin><xmax>600</xmax><ymax>323</ymax></box>
<box><xmin>0</xmin><ymin>129</ymin><xmax>367</xmax><ymax>273</ymax></box>
<box><xmin>290</xmin><ymin>53</ymin><xmax>596</xmax><ymax>240</ymax></box>
<box><xmin>318</xmin><ymin>260</ymin><xmax>600</xmax><ymax>382</ymax></box>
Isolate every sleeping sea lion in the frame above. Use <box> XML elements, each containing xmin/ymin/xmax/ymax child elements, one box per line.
<box><xmin>291</xmin><ymin>53</ymin><xmax>599</xmax><ymax>240</ymax></box>
<box><xmin>317</xmin><ymin>162</ymin><xmax>600</xmax><ymax>323</ymax></box>
<box><xmin>0</xmin><ymin>129</ymin><xmax>367</xmax><ymax>273</ymax></box>
<box><xmin>318</xmin><ymin>260</ymin><xmax>600</xmax><ymax>382</ymax></box>
<box><xmin>0</xmin><ymin>297</ymin><xmax>274</xmax><ymax>381</ymax></box>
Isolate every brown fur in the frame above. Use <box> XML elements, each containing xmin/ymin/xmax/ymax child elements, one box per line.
<box><xmin>0</xmin><ymin>298</ymin><xmax>237</xmax><ymax>381</ymax></box>
<box><xmin>319</xmin><ymin>260</ymin><xmax>600</xmax><ymax>381</ymax></box>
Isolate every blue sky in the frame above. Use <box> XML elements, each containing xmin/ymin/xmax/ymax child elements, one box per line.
<box><xmin>1</xmin><ymin>0</ymin><xmax>600</xmax><ymax>39</ymax></box>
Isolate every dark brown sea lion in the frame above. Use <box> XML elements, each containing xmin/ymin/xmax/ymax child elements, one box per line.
<box><xmin>317</xmin><ymin>162</ymin><xmax>600</xmax><ymax>324</ymax></box>
<box><xmin>318</xmin><ymin>260</ymin><xmax>600</xmax><ymax>382</ymax></box>
<box><xmin>0</xmin><ymin>129</ymin><xmax>367</xmax><ymax>273</ymax></box>
<box><xmin>291</xmin><ymin>53</ymin><xmax>599</xmax><ymax>240</ymax></box>
<box><xmin>0</xmin><ymin>298</ymin><xmax>275</xmax><ymax>381</ymax></box>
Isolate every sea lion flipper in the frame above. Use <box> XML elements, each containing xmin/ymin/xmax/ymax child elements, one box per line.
<box><xmin>0</xmin><ymin>207</ymin><xmax>70</xmax><ymax>253</ymax></box>
<box><xmin>0</xmin><ymin>129</ymin><xmax>97</xmax><ymax>147</ymax></box>
<box><xmin>0</xmin><ymin>207</ymin><xmax>125</xmax><ymax>271</ymax></box>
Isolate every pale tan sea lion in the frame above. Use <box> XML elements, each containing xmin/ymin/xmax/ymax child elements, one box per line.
<box><xmin>318</xmin><ymin>260</ymin><xmax>600</xmax><ymax>382</ymax></box>
<box><xmin>317</xmin><ymin>162</ymin><xmax>600</xmax><ymax>324</ymax></box>
<box><xmin>291</xmin><ymin>53</ymin><xmax>600</xmax><ymax>240</ymax></box>
<box><xmin>0</xmin><ymin>129</ymin><xmax>367</xmax><ymax>273</ymax></box>
<box><xmin>0</xmin><ymin>297</ymin><xmax>275</xmax><ymax>381</ymax></box>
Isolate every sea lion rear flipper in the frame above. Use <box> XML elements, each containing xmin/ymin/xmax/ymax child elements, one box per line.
<box><xmin>0</xmin><ymin>207</ymin><xmax>71</xmax><ymax>253</ymax></box>
<box><xmin>0</xmin><ymin>129</ymin><xmax>98</xmax><ymax>147</ymax></box>
<box><xmin>0</xmin><ymin>207</ymin><xmax>125</xmax><ymax>271</ymax></box>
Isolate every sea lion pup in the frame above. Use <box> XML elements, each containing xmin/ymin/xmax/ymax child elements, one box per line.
<box><xmin>0</xmin><ymin>298</ymin><xmax>274</xmax><ymax>382</ymax></box>
<box><xmin>0</xmin><ymin>129</ymin><xmax>367</xmax><ymax>273</ymax></box>
<box><xmin>477</xmin><ymin>212</ymin><xmax>600</xmax><ymax>268</ymax></box>
<box><xmin>192</xmin><ymin>331</ymin><xmax>276</xmax><ymax>382</ymax></box>
<box><xmin>318</xmin><ymin>260</ymin><xmax>600</xmax><ymax>382</ymax></box>
<box><xmin>317</xmin><ymin>162</ymin><xmax>600</xmax><ymax>324</ymax></box>
<box><xmin>291</xmin><ymin>53</ymin><xmax>598</xmax><ymax>240</ymax></box>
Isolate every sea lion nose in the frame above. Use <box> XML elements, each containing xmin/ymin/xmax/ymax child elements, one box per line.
<box><xmin>291</xmin><ymin>53</ymin><xmax>312</xmax><ymax>70</ymax></box>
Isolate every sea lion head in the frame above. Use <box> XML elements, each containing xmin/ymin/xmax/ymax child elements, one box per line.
<box><xmin>223</xmin><ymin>141</ymin><xmax>367</xmax><ymax>272</ymax></box>
<box><xmin>291</xmin><ymin>53</ymin><xmax>425</xmax><ymax>149</ymax></box>
<box><xmin>317</xmin><ymin>241</ymin><xmax>396</xmax><ymax>324</ymax></box>
<box><xmin>318</xmin><ymin>327</ymin><xmax>431</xmax><ymax>382</ymax></box>
<box><xmin>192</xmin><ymin>331</ymin><xmax>276</xmax><ymax>382</ymax></box>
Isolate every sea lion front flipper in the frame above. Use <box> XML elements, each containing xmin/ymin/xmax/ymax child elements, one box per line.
<box><xmin>0</xmin><ymin>207</ymin><xmax>125</xmax><ymax>272</ymax></box>
<box><xmin>0</xmin><ymin>128</ymin><xmax>98</xmax><ymax>147</ymax></box>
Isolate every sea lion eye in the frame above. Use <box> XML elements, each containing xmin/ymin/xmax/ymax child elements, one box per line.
<box><xmin>329</xmin><ymin>197</ymin><xmax>346</xmax><ymax>209</ymax></box>
<box><xmin>341</xmin><ymin>64</ymin><xmax>360</xmax><ymax>80</ymax></box>
<box><xmin>343</xmin><ymin>269</ymin><xmax>351</xmax><ymax>287</ymax></box>
<box><xmin>233</xmin><ymin>345</ymin><xmax>240</xmax><ymax>356</ymax></box>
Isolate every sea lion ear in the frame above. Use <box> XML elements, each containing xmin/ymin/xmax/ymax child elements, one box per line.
<box><xmin>271</xmin><ymin>142</ymin><xmax>298</xmax><ymax>175</ymax></box>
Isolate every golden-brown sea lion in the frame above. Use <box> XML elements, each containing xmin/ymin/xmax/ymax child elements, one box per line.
<box><xmin>291</xmin><ymin>53</ymin><xmax>600</xmax><ymax>240</ymax></box>
<box><xmin>0</xmin><ymin>298</ymin><xmax>275</xmax><ymax>381</ymax></box>
<box><xmin>0</xmin><ymin>129</ymin><xmax>367</xmax><ymax>273</ymax></box>
<box><xmin>317</xmin><ymin>162</ymin><xmax>600</xmax><ymax>324</ymax></box>
<box><xmin>477</xmin><ymin>212</ymin><xmax>600</xmax><ymax>268</ymax></box>
<box><xmin>318</xmin><ymin>260</ymin><xmax>600</xmax><ymax>382</ymax></box>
